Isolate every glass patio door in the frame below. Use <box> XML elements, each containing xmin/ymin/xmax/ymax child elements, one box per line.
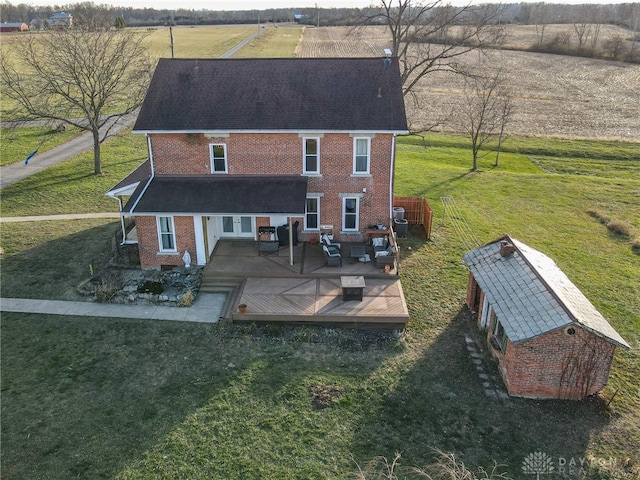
<box><xmin>221</xmin><ymin>216</ymin><xmax>254</xmax><ymax>238</ymax></box>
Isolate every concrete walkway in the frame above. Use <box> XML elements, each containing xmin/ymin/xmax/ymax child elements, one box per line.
<box><xmin>0</xmin><ymin>292</ymin><xmax>226</xmax><ymax>324</ymax></box>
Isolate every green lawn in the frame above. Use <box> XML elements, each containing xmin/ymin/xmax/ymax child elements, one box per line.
<box><xmin>0</xmin><ymin>126</ymin><xmax>83</xmax><ymax>167</ymax></box>
<box><xmin>1</xmin><ymin>133</ymin><xmax>639</xmax><ymax>479</ymax></box>
<box><xmin>144</xmin><ymin>25</ymin><xmax>259</xmax><ymax>59</ymax></box>
<box><xmin>233</xmin><ymin>25</ymin><xmax>302</xmax><ymax>58</ymax></box>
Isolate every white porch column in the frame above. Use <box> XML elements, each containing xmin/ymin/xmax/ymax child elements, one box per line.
<box><xmin>193</xmin><ymin>215</ymin><xmax>206</xmax><ymax>266</ymax></box>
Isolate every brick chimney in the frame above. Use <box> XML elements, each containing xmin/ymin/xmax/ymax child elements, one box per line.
<box><xmin>500</xmin><ymin>240</ymin><xmax>515</xmax><ymax>257</ymax></box>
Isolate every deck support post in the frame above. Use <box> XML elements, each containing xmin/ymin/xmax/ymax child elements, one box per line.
<box><xmin>289</xmin><ymin>217</ymin><xmax>294</xmax><ymax>265</ymax></box>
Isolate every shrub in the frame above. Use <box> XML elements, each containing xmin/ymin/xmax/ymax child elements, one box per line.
<box><xmin>178</xmin><ymin>290</ymin><xmax>194</xmax><ymax>307</ymax></box>
<box><xmin>95</xmin><ymin>270</ymin><xmax>123</xmax><ymax>303</ymax></box>
<box><xmin>607</xmin><ymin>219</ymin><xmax>634</xmax><ymax>238</ymax></box>
<box><xmin>631</xmin><ymin>238</ymin><xmax>640</xmax><ymax>254</ymax></box>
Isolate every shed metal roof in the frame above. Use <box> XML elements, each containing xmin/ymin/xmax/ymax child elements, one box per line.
<box><xmin>463</xmin><ymin>235</ymin><xmax>630</xmax><ymax>349</ymax></box>
<box><xmin>133</xmin><ymin>57</ymin><xmax>408</xmax><ymax>133</ymax></box>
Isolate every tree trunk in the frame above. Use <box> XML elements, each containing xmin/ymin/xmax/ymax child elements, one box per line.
<box><xmin>93</xmin><ymin>130</ymin><xmax>102</xmax><ymax>175</ymax></box>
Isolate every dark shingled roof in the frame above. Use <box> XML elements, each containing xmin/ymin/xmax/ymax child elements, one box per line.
<box><xmin>125</xmin><ymin>175</ymin><xmax>308</xmax><ymax>216</ymax></box>
<box><xmin>106</xmin><ymin>159</ymin><xmax>151</xmax><ymax>195</ymax></box>
<box><xmin>134</xmin><ymin>57</ymin><xmax>408</xmax><ymax>132</ymax></box>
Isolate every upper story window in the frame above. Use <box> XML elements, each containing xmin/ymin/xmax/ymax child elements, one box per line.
<box><xmin>303</xmin><ymin>138</ymin><xmax>320</xmax><ymax>174</ymax></box>
<box><xmin>157</xmin><ymin>216</ymin><xmax>176</xmax><ymax>252</ymax></box>
<box><xmin>353</xmin><ymin>137</ymin><xmax>370</xmax><ymax>174</ymax></box>
<box><xmin>209</xmin><ymin>144</ymin><xmax>227</xmax><ymax>173</ymax></box>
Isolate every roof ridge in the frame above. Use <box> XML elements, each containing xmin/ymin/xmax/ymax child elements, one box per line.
<box><xmin>505</xmin><ymin>236</ymin><xmax>630</xmax><ymax>349</ymax></box>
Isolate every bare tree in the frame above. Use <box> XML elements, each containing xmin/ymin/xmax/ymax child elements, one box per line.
<box><xmin>458</xmin><ymin>66</ymin><xmax>512</xmax><ymax>171</ymax></box>
<box><xmin>1</xmin><ymin>28</ymin><xmax>152</xmax><ymax>175</ymax></box>
<box><xmin>531</xmin><ymin>2</ymin><xmax>550</xmax><ymax>46</ymax></box>
<box><xmin>560</xmin><ymin>328</ymin><xmax>615</xmax><ymax>400</ymax></box>
<box><xmin>360</xmin><ymin>1</ymin><xmax>505</xmax><ymax>101</ymax></box>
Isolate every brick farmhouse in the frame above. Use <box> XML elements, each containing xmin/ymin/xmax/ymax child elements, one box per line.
<box><xmin>108</xmin><ymin>57</ymin><xmax>408</xmax><ymax>269</ymax></box>
<box><xmin>464</xmin><ymin>236</ymin><xmax>630</xmax><ymax>400</ymax></box>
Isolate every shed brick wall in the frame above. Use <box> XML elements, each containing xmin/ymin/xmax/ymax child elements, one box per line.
<box><xmin>488</xmin><ymin>326</ymin><xmax>615</xmax><ymax>400</ymax></box>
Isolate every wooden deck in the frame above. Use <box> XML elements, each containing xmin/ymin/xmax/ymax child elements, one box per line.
<box><xmin>202</xmin><ymin>240</ymin><xmax>408</xmax><ymax>328</ymax></box>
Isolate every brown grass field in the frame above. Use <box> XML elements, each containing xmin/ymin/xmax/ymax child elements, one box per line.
<box><xmin>296</xmin><ymin>26</ymin><xmax>640</xmax><ymax>141</ymax></box>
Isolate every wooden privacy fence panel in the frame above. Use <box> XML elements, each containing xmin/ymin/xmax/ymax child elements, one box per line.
<box><xmin>393</xmin><ymin>196</ymin><xmax>433</xmax><ymax>240</ymax></box>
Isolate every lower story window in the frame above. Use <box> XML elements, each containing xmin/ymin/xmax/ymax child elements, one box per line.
<box><xmin>158</xmin><ymin>216</ymin><xmax>176</xmax><ymax>252</ymax></box>
<box><xmin>343</xmin><ymin>197</ymin><xmax>359</xmax><ymax>231</ymax></box>
<box><xmin>305</xmin><ymin>197</ymin><xmax>319</xmax><ymax>230</ymax></box>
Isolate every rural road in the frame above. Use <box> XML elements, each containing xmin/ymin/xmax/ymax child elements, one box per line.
<box><xmin>0</xmin><ymin>28</ymin><xmax>264</xmax><ymax>191</ymax></box>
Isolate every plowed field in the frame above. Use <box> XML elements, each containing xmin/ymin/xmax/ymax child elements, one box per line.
<box><xmin>296</xmin><ymin>26</ymin><xmax>640</xmax><ymax>141</ymax></box>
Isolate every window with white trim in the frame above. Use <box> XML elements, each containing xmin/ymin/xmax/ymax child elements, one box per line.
<box><xmin>305</xmin><ymin>196</ymin><xmax>320</xmax><ymax>230</ymax></box>
<box><xmin>209</xmin><ymin>144</ymin><xmax>227</xmax><ymax>173</ymax></box>
<box><xmin>303</xmin><ymin>138</ymin><xmax>319</xmax><ymax>174</ymax></box>
<box><xmin>157</xmin><ymin>216</ymin><xmax>176</xmax><ymax>252</ymax></box>
<box><xmin>353</xmin><ymin>137</ymin><xmax>370</xmax><ymax>174</ymax></box>
<box><xmin>342</xmin><ymin>197</ymin><xmax>359</xmax><ymax>231</ymax></box>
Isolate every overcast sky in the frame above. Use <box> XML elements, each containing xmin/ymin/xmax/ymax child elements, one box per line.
<box><xmin>18</xmin><ymin>1</ymin><xmax>621</xmax><ymax>11</ymax></box>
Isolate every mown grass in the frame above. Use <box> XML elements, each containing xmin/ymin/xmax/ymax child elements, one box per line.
<box><xmin>1</xmin><ymin>133</ymin><xmax>638</xmax><ymax>479</ymax></box>
<box><xmin>0</xmin><ymin>126</ymin><xmax>84</xmax><ymax>167</ymax></box>
<box><xmin>0</xmin><ymin>130</ymin><xmax>147</xmax><ymax>217</ymax></box>
<box><xmin>233</xmin><ymin>25</ymin><xmax>302</xmax><ymax>58</ymax></box>
<box><xmin>142</xmin><ymin>25</ymin><xmax>259</xmax><ymax>59</ymax></box>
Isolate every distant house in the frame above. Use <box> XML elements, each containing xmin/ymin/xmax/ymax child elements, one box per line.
<box><xmin>0</xmin><ymin>22</ymin><xmax>29</xmax><ymax>33</ymax></box>
<box><xmin>48</xmin><ymin>12</ymin><xmax>73</xmax><ymax>29</ymax></box>
<box><xmin>463</xmin><ymin>235</ymin><xmax>630</xmax><ymax>400</ymax></box>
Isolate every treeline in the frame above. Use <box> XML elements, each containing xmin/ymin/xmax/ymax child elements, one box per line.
<box><xmin>1</xmin><ymin>1</ymin><xmax>639</xmax><ymax>30</ymax></box>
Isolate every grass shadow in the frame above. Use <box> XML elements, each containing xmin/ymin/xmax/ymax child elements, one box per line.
<box><xmin>0</xmin><ymin>220</ymin><xmax>118</xmax><ymax>300</ymax></box>
<box><xmin>1</xmin><ymin>318</ymin><xmax>399</xmax><ymax>479</ymax></box>
<box><xmin>349</xmin><ymin>306</ymin><xmax>620</xmax><ymax>478</ymax></box>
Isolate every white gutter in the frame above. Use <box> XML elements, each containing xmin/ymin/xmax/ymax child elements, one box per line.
<box><xmin>129</xmin><ymin>136</ymin><xmax>155</xmax><ymax>214</ymax></box>
<box><xmin>389</xmin><ymin>133</ymin><xmax>397</xmax><ymax>220</ymax></box>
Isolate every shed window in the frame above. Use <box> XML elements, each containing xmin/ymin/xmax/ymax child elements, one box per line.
<box><xmin>490</xmin><ymin>315</ymin><xmax>508</xmax><ymax>353</ymax></box>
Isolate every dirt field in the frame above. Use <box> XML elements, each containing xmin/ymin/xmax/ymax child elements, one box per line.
<box><xmin>296</xmin><ymin>26</ymin><xmax>640</xmax><ymax>141</ymax></box>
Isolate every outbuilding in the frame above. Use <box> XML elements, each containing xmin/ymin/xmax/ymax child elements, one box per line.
<box><xmin>0</xmin><ymin>22</ymin><xmax>29</xmax><ymax>32</ymax></box>
<box><xmin>463</xmin><ymin>235</ymin><xmax>630</xmax><ymax>400</ymax></box>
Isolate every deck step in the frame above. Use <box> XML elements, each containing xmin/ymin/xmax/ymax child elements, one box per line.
<box><xmin>199</xmin><ymin>275</ymin><xmax>246</xmax><ymax>319</ymax></box>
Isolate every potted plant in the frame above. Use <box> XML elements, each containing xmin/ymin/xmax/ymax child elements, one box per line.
<box><xmin>238</xmin><ymin>303</ymin><xmax>247</xmax><ymax>313</ymax></box>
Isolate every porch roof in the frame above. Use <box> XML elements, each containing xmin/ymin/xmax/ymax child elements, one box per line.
<box><xmin>124</xmin><ymin>174</ymin><xmax>308</xmax><ymax>216</ymax></box>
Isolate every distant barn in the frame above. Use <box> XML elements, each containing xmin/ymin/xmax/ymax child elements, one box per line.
<box><xmin>0</xmin><ymin>22</ymin><xmax>29</xmax><ymax>33</ymax></box>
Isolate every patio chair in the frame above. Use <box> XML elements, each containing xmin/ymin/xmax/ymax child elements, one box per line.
<box><xmin>323</xmin><ymin>245</ymin><xmax>342</xmax><ymax>267</ymax></box>
<box><xmin>321</xmin><ymin>233</ymin><xmax>341</xmax><ymax>251</ymax></box>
